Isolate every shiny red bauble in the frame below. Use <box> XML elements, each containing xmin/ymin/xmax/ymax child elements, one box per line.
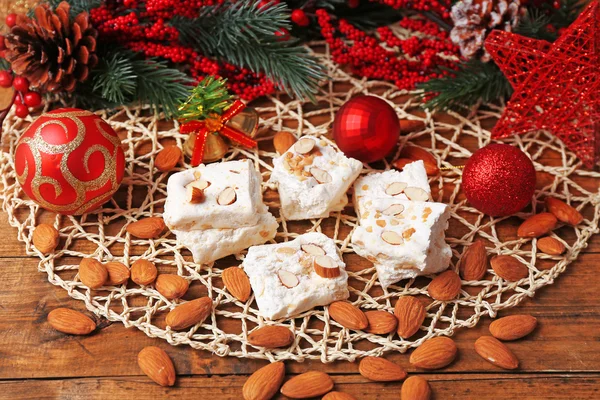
<box><xmin>291</xmin><ymin>9</ymin><xmax>310</xmax><ymax>26</ymax></box>
<box><xmin>15</xmin><ymin>108</ymin><xmax>125</xmax><ymax>215</ymax></box>
<box><xmin>462</xmin><ymin>143</ymin><xmax>536</xmax><ymax>217</ymax></box>
<box><xmin>332</xmin><ymin>95</ymin><xmax>400</xmax><ymax>163</ymax></box>
<box><xmin>12</xmin><ymin>76</ymin><xmax>29</xmax><ymax>92</ymax></box>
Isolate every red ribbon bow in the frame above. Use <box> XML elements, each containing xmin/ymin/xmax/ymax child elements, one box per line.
<box><xmin>179</xmin><ymin>100</ymin><xmax>257</xmax><ymax>166</ymax></box>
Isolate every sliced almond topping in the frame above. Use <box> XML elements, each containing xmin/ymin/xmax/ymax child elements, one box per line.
<box><xmin>404</xmin><ymin>187</ymin><xmax>429</xmax><ymax>201</ymax></box>
<box><xmin>277</xmin><ymin>247</ymin><xmax>297</xmax><ymax>255</ymax></box>
<box><xmin>301</xmin><ymin>243</ymin><xmax>326</xmax><ymax>256</ymax></box>
<box><xmin>278</xmin><ymin>270</ymin><xmax>299</xmax><ymax>288</ymax></box>
<box><xmin>194</xmin><ymin>179</ymin><xmax>211</xmax><ymax>190</ymax></box>
<box><xmin>217</xmin><ymin>187</ymin><xmax>237</xmax><ymax>205</ymax></box>
<box><xmin>314</xmin><ymin>255</ymin><xmax>340</xmax><ymax>279</ymax></box>
<box><xmin>186</xmin><ymin>185</ymin><xmax>204</xmax><ymax>204</ymax></box>
<box><xmin>390</xmin><ymin>219</ymin><xmax>400</xmax><ymax>226</ymax></box>
<box><xmin>294</xmin><ymin>138</ymin><xmax>315</xmax><ymax>154</ymax></box>
<box><xmin>310</xmin><ymin>167</ymin><xmax>332</xmax><ymax>184</ymax></box>
<box><xmin>382</xmin><ymin>231</ymin><xmax>403</xmax><ymax>245</ymax></box>
<box><xmin>382</xmin><ymin>204</ymin><xmax>405</xmax><ymax>216</ymax></box>
<box><xmin>385</xmin><ymin>182</ymin><xmax>407</xmax><ymax>196</ymax></box>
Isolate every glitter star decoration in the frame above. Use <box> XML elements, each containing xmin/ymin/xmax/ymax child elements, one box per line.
<box><xmin>485</xmin><ymin>1</ymin><xmax>600</xmax><ymax>168</ymax></box>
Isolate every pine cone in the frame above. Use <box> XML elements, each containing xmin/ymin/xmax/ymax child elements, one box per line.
<box><xmin>5</xmin><ymin>1</ymin><xmax>98</xmax><ymax>92</ymax></box>
<box><xmin>450</xmin><ymin>0</ymin><xmax>522</xmax><ymax>61</ymax></box>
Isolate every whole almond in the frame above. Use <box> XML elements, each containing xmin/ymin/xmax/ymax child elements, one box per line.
<box><xmin>489</xmin><ymin>314</ymin><xmax>537</xmax><ymax>341</ymax></box>
<box><xmin>392</xmin><ymin>158</ymin><xmax>415</xmax><ymax>171</ymax></box>
<box><xmin>280</xmin><ymin>371</ymin><xmax>334</xmax><ymax>399</ymax></box>
<box><xmin>517</xmin><ymin>213</ymin><xmax>557</xmax><ymax>238</ymax></box>
<box><xmin>328</xmin><ymin>301</ymin><xmax>368</xmax><ymax>330</ymax></box>
<box><xmin>166</xmin><ymin>297</ymin><xmax>212</xmax><ymax>330</ymax></box>
<box><xmin>105</xmin><ymin>261</ymin><xmax>130</xmax><ymax>285</ymax></box>
<box><xmin>137</xmin><ymin>346</ymin><xmax>176</xmax><ymax>387</ymax></box>
<box><xmin>47</xmin><ymin>308</ymin><xmax>96</xmax><ymax>335</ymax></box>
<box><xmin>410</xmin><ymin>336</ymin><xmax>457</xmax><ymax>369</ymax></box>
<box><xmin>273</xmin><ymin>131</ymin><xmax>297</xmax><ymax>154</ymax></box>
<box><xmin>401</xmin><ymin>376</ymin><xmax>431</xmax><ymax>400</ymax></box>
<box><xmin>400</xmin><ymin>145</ymin><xmax>439</xmax><ymax>175</ymax></box>
<box><xmin>32</xmin><ymin>223</ymin><xmax>59</xmax><ymax>254</ymax></box>
<box><xmin>243</xmin><ymin>362</ymin><xmax>285</xmax><ymax>400</ymax></box>
<box><xmin>394</xmin><ymin>296</ymin><xmax>426</xmax><ymax>338</ymax></box>
<box><xmin>79</xmin><ymin>258</ymin><xmax>108</xmax><ymax>289</ymax></box>
<box><xmin>427</xmin><ymin>270</ymin><xmax>461</xmax><ymax>301</ymax></box>
<box><xmin>365</xmin><ymin>310</ymin><xmax>398</xmax><ymax>335</ymax></box>
<box><xmin>323</xmin><ymin>392</ymin><xmax>357</xmax><ymax>400</ymax></box>
<box><xmin>537</xmin><ymin>236</ymin><xmax>566</xmax><ymax>255</ymax></box>
<box><xmin>248</xmin><ymin>326</ymin><xmax>294</xmax><ymax>348</ymax></box>
<box><xmin>127</xmin><ymin>217</ymin><xmax>165</xmax><ymax>239</ymax></box>
<box><xmin>155</xmin><ymin>146</ymin><xmax>182</xmax><ymax>172</ymax></box>
<box><xmin>359</xmin><ymin>356</ymin><xmax>407</xmax><ymax>382</ymax></box>
<box><xmin>155</xmin><ymin>274</ymin><xmax>189</xmax><ymax>299</ymax></box>
<box><xmin>399</xmin><ymin>119</ymin><xmax>426</xmax><ymax>134</ymax></box>
<box><xmin>474</xmin><ymin>336</ymin><xmax>519</xmax><ymax>370</ymax></box>
<box><xmin>222</xmin><ymin>267</ymin><xmax>252</xmax><ymax>302</ymax></box>
<box><xmin>131</xmin><ymin>259</ymin><xmax>158</xmax><ymax>286</ymax></box>
<box><xmin>546</xmin><ymin>197</ymin><xmax>583</xmax><ymax>226</ymax></box>
<box><xmin>459</xmin><ymin>240</ymin><xmax>488</xmax><ymax>280</ymax></box>
<box><xmin>490</xmin><ymin>255</ymin><xmax>529</xmax><ymax>281</ymax></box>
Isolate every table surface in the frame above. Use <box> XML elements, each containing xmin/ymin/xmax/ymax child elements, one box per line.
<box><xmin>0</xmin><ymin>113</ymin><xmax>599</xmax><ymax>400</ymax></box>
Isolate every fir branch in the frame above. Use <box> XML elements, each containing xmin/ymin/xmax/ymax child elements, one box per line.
<box><xmin>514</xmin><ymin>8</ymin><xmax>557</xmax><ymax>41</ymax></box>
<box><xmin>171</xmin><ymin>1</ymin><xmax>326</xmax><ymax>101</ymax></box>
<box><xmin>91</xmin><ymin>52</ymin><xmax>137</xmax><ymax>105</ymax></box>
<box><xmin>0</xmin><ymin>58</ymin><xmax>10</xmax><ymax>71</ymax></box>
<box><xmin>417</xmin><ymin>60</ymin><xmax>513</xmax><ymax>111</ymax></box>
<box><xmin>30</xmin><ymin>0</ymin><xmax>102</xmax><ymax>18</ymax></box>
<box><xmin>178</xmin><ymin>77</ymin><xmax>233</xmax><ymax>123</ymax></box>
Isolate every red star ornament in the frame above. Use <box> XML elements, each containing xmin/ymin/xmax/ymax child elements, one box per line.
<box><xmin>485</xmin><ymin>0</ymin><xmax>600</xmax><ymax>168</ymax></box>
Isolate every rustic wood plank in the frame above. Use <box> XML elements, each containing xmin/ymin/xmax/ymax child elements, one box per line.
<box><xmin>0</xmin><ymin>373</ymin><xmax>598</xmax><ymax>399</ymax></box>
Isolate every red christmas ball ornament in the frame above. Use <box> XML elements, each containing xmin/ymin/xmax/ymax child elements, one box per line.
<box><xmin>291</xmin><ymin>9</ymin><xmax>310</xmax><ymax>26</ymax></box>
<box><xmin>462</xmin><ymin>144</ymin><xmax>536</xmax><ymax>217</ymax></box>
<box><xmin>332</xmin><ymin>95</ymin><xmax>400</xmax><ymax>163</ymax></box>
<box><xmin>15</xmin><ymin>108</ymin><xmax>126</xmax><ymax>215</ymax></box>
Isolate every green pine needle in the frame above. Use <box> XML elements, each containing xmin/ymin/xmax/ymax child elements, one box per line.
<box><xmin>30</xmin><ymin>0</ymin><xmax>102</xmax><ymax>18</ymax></box>
<box><xmin>171</xmin><ymin>1</ymin><xmax>326</xmax><ymax>101</ymax></box>
<box><xmin>177</xmin><ymin>77</ymin><xmax>233</xmax><ymax>123</ymax></box>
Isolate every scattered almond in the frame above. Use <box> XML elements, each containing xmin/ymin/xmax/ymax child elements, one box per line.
<box><xmin>400</xmin><ymin>145</ymin><xmax>439</xmax><ymax>175</ymax></box>
<box><xmin>517</xmin><ymin>213</ymin><xmax>557</xmax><ymax>238</ymax></box>
<box><xmin>294</xmin><ymin>138</ymin><xmax>315</xmax><ymax>154</ymax></box>
<box><xmin>280</xmin><ymin>371</ymin><xmax>334</xmax><ymax>399</ymax></box>
<box><xmin>137</xmin><ymin>346</ymin><xmax>176</xmax><ymax>387</ymax></box>
<box><xmin>105</xmin><ymin>261</ymin><xmax>130</xmax><ymax>285</ymax></box>
<box><xmin>490</xmin><ymin>255</ymin><xmax>528</xmax><ymax>281</ymax></box>
<box><xmin>382</xmin><ymin>230</ymin><xmax>403</xmax><ymax>245</ymax></box>
<box><xmin>399</xmin><ymin>119</ymin><xmax>426</xmax><ymax>134</ymax></box>
<box><xmin>364</xmin><ymin>310</ymin><xmax>398</xmax><ymax>335</ymax></box>
<box><xmin>382</xmin><ymin>203</ymin><xmax>405</xmax><ymax>216</ymax></box>
<box><xmin>427</xmin><ymin>270</ymin><xmax>462</xmax><ymax>301</ymax></box>
<box><xmin>410</xmin><ymin>336</ymin><xmax>457</xmax><ymax>370</ymax></box>
<box><xmin>328</xmin><ymin>301</ymin><xmax>368</xmax><ymax>330</ymax></box>
<box><xmin>185</xmin><ymin>180</ymin><xmax>207</xmax><ymax>204</ymax></box>
<box><xmin>273</xmin><ymin>131</ymin><xmax>297</xmax><ymax>154</ymax></box>
<box><xmin>401</xmin><ymin>376</ymin><xmax>431</xmax><ymax>400</ymax></box>
<box><xmin>248</xmin><ymin>326</ymin><xmax>295</xmax><ymax>348</ymax></box>
<box><xmin>47</xmin><ymin>308</ymin><xmax>96</xmax><ymax>335</ymax></box>
<box><xmin>314</xmin><ymin>255</ymin><xmax>341</xmax><ymax>279</ymax></box>
<box><xmin>385</xmin><ymin>182</ymin><xmax>407</xmax><ymax>196</ymax></box>
<box><xmin>155</xmin><ymin>146</ymin><xmax>182</xmax><ymax>172</ymax></box>
<box><xmin>217</xmin><ymin>187</ymin><xmax>237</xmax><ymax>205</ymax></box>
<box><xmin>131</xmin><ymin>259</ymin><xmax>158</xmax><ymax>286</ymax></box>
<box><xmin>404</xmin><ymin>187</ymin><xmax>429</xmax><ymax>202</ymax></box>
<box><xmin>243</xmin><ymin>362</ymin><xmax>285</xmax><ymax>400</ymax></box>
<box><xmin>537</xmin><ymin>236</ymin><xmax>566</xmax><ymax>255</ymax></box>
<box><xmin>395</xmin><ymin>296</ymin><xmax>426</xmax><ymax>339</ymax></box>
<box><xmin>222</xmin><ymin>267</ymin><xmax>252</xmax><ymax>302</ymax></box>
<box><xmin>489</xmin><ymin>314</ymin><xmax>537</xmax><ymax>341</ymax></box>
<box><xmin>155</xmin><ymin>274</ymin><xmax>189</xmax><ymax>299</ymax></box>
<box><xmin>278</xmin><ymin>270</ymin><xmax>299</xmax><ymax>288</ymax></box>
<box><xmin>301</xmin><ymin>243</ymin><xmax>325</xmax><ymax>256</ymax></box>
<box><xmin>32</xmin><ymin>223</ymin><xmax>59</xmax><ymax>254</ymax></box>
<box><xmin>310</xmin><ymin>167</ymin><xmax>332</xmax><ymax>184</ymax></box>
<box><xmin>546</xmin><ymin>197</ymin><xmax>583</xmax><ymax>226</ymax></box>
<box><xmin>126</xmin><ymin>217</ymin><xmax>165</xmax><ymax>239</ymax></box>
<box><xmin>359</xmin><ymin>356</ymin><xmax>407</xmax><ymax>382</ymax></box>
<box><xmin>166</xmin><ymin>297</ymin><xmax>212</xmax><ymax>330</ymax></box>
<box><xmin>78</xmin><ymin>258</ymin><xmax>108</xmax><ymax>289</ymax></box>
<box><xmin>474</xmin><ymin>336</ymin><xmax>519</xmax><ymax>370</ymax></box>
<box><xmin>458</xmin><ymin>240</ymin><xmax>488</xmax><ymax>281</ymax></box>
<box><xmin>323</xmin><ymin>392</ymin><xmax>357</xmax><ymax>400</ymax></box>
<box><xmin>392</xmin><ymin>158</ymin><xmax>415</xmax><ymax>171</ymax></box>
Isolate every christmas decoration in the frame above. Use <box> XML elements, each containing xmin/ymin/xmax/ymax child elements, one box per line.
<box><xmin>450</xmin><ymin>0</ymin><xmax>522</xmax><ymax>62</ymax></box>
<box><xmin>5</xmin><ymin>2</ymin><xmax>99</xmax><ymax>92</ymax></box>
<box><xmin>14</xmin><ymin>108</ymin><xmax>125</xmax><ymax>215</ymax></box>
<box><xmin>178</xmin><ymin>77</ymin><xmax>258</xmax><ymax>166</ymax></box>
<box><xmin>332</xmin><ymin>95</ymin><xmax>400</xmax><ymax>163</ymax></box>
<box><xmin>462</xmin><ymin>144</ymin><xmax>536</xmax><ymax>216</ymax></box>
<box><xmin>484</xmin><ymin>0</ymin><xmax>600</xmax><ymax>168</ymax></box>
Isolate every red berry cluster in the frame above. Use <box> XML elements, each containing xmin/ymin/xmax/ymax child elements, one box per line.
<box><xmin>89</xmin><ymin>0</ymin><xmax>276</xmax><ymax>101</ymax></box>
<box><xmin>316</xmin><ymin>10</ymin><xmax>459</xmax><ymax>90</ymax></box>
<box><xmin>372</xmin><ymin>0</ymin><xmax>451</xmax><ymax>19</ymax></box>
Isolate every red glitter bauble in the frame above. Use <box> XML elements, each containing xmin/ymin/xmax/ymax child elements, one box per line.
<box><xmin>15</xmin><ymin>108</ymin><xmax>125</xmax><ymax>215</ymax></box>
<box><xmin>332</xmin><ymin>95</ymin><xmax>400</xmax><ymax>163</ymax></box>
<box><xmin>462</xmin><ymin>144</ymin><xmax>536</xmax><ymax>217</ymax></box>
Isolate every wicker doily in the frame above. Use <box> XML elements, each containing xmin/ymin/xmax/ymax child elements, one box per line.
<box><xmin>1</xmin><ymin>44</ymin><xmax>599</xmax><ymax>363</ymax></box>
